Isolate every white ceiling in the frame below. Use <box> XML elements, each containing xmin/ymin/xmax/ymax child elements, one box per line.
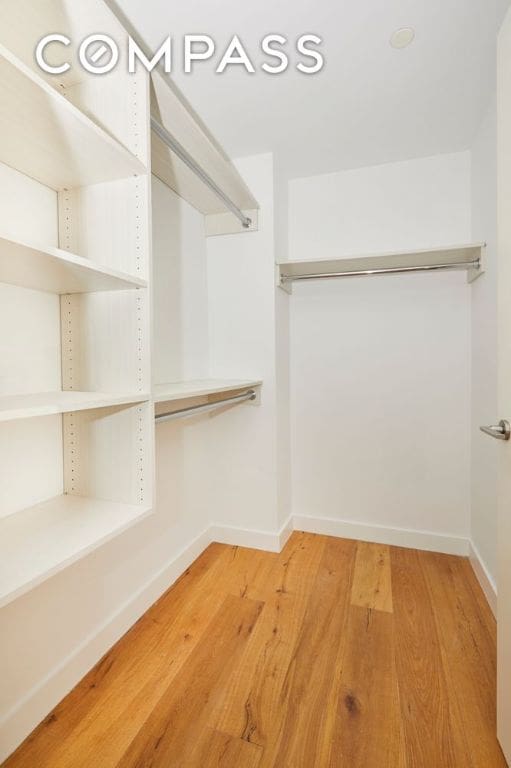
<box><xmin>117</xmin><ymin>0</ymin><xmax>510</xmax><ymax>180</ymax></box>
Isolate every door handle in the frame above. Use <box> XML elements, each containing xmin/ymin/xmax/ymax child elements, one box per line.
<box><xmin>480</xmin><ymin>420</ymin><xmax>511</xmax><ymax>440</ymax></box>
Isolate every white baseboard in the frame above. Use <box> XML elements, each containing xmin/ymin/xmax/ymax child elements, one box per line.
<box><xmin>210</xmin><ymin>522</ymin><xmax>281</xmax><ymax>552</ymax></box>
<box><xmin>469</xmin><ymin>541</ymin><xmax>497</xmax><ymax>617</ymax></box>
<box><xmin>0</xmin><ymin>526</ymin><xmax>213</xmax><ymax>764</ymax></box>
<box><xmin>278</xmin><ymin>515</ymin><xmax>294</xmax><ymax>550</ymax></box>
<box><xmin>292</xmin><ymin>514</ymin><xmax>470</xmax><ymax>556</ymax></box>
<box><xmin>211</xmin><ymin>515</ymin><xmax>294</xmax><ymax>554</ymax></box>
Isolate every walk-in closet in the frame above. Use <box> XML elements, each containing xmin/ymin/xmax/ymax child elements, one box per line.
<box><xmin>1</xmin><ymin>1</ymin><xmax>510</xmax><ymax>766</ymax></box>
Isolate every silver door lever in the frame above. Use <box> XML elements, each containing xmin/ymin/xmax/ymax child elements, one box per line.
<box><xmin>480</xmin><ymin>420</ymin><xmax>511</xmax><ymax>440</ymax></box>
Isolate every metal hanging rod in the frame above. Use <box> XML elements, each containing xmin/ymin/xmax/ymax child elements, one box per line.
<box><xmin>155</xmin><ymin>389</ymin><xmax>257</xmax><ymax>424</ymax></box>
<box><xmin>150</xmin><ymin>117</ymin><xmax>252</xmax><ymax>230</ymax></box>
<box><xmin>281</xmin><ymin>259</ymin><xmax>481</xmax><ymax>284</ymax></box>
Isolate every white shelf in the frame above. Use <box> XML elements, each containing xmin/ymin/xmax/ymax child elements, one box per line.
<box><xmin>0</xmin><ymin>495</ymin><xmax>153</xmax><ymax>608</ymax></box>
<box><xmin>278</xmin><ymin>243</ymin><xmax>485</xmax><ymax>291</ymax></box>
<box><xmin>0</xmin><ymin>391</ymin><xmax>150</xmax><ymax>423</ymax></box>
<box><xmin>153</xmin><ymin>379</ymin><xmax>262</xmax><ymax>404</ymax></box>
<box><xmin>0</xmin><ymin>43</ymin><xmax>146</xmax><ymax>190</ymax></box>
<box><xmin>0</xmin><ymin>234</ymin><xmax>147</xmax><ymax>294</ymax></box>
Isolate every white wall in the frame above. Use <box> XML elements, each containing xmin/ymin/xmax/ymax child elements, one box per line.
<box><xmin>206</xmin><ymin>153</ymin><xmax>283</xmax><ymax>533</ymax></box>
<box><xmin>288</xmin><ymin>152</ymin><xmax>473</xmax><ymax>549</ymax></box>
<box><xmin>471</xmin><ymin>98</ymin><xmax>499</xmax><ymax>589</ymax></box>
<box><xmin>152</xmin><ymin>175</ymin><xmax>212</xmax><ymax>557</ymax></box>
<box><xmin>152</xmin><ymin>177</ymin><xmax>209</xmax><ymax>383</ymax></box>
<box><xmin>289</xmin><ymin>152</ymin><xmax>472</xmax><ymax>260</ymax></box>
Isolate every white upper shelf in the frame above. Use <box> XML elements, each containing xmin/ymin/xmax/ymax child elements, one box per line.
<box><xmin>278</xmin><ymin>243</ymin><xmax>485</xmax><ymax>291</ymax></box>
<box><xmin>153</xmin><ymin>379</ymin><xmax>262</xmax><ymax>404</ymax></box>
<box><xmin>0</xmin><ymin>391</ymin><xmax>150</xmax><ymax>423</ymax></box>
<box><xmin>0</xmin><ymin>43</ymin><xmax>146</xmax><ymax>190</ymax></box>
<box><xmin>0</xmin><ymin>233</ymin><xmax>147</xmax><ymax>294</ymax></box>
<box><xmin>150</xmin><ymin>71</ymin><xmax>259</xmax><ymax>233</ymax></box>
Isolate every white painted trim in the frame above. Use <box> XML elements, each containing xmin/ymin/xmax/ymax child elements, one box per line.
<box><xmin>469</xmin><ymin>540</ymin><xmax>497</xmax><ymax>617</ymax></box>
<box><xmin>0</xmin><ymin>526</ymin><xmax>212</xmax><ymax>764</ymax></box>
<box><xmin>278</xmin><ymin>515</ymin><xmax>294</xmax><ymax>550</ymax></box>
<box><xmin>292</xmin><ymin>514</ymin><xmax>470</xmax><ymax>556</ymax></box>
<box><xmin>210</xmin><ymin>521</ymin><xmax>283</xmax><ymax>553</ymax></box>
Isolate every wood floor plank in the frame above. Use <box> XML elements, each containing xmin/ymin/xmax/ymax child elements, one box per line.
<box><xmin>261</xmin><ymin>536</ymin><xmax>357</xmax><ymax>768</ymax></box>
<box><xmin>186</xmin><ymin>728</ymin><xmax>262</xmax><ymax>767</ymax></box>
<box><xmin>390</xmin><ymin>546</ymin><xmax>473</xmax><ymax>768</ymax></box>
<box><xmin>420</xmin><ymin>551</ymin><xmax>507</xmax><ymax>767</ymax></box>
<box><xmin>223</xmin><ymin>545</ymin><xmax>280</xmax><ymax>603</ymax></box>
<box><xmin>327</xmin><ymin>605</ymin><xmax>405</xmax><ymax>767</ymax></box>
<box><xmin>209</xmin><ymin>531</ymin><xmax>327</xmax><ymax>746</ymax></box>
<box><xmin>351</xmin><ymin>541</ymin><xmax>393</xmax><ymax>612</ymax></box>
<box><xmin>115</xmin><ymin>594</ymin><xmax>263</xmax><ymax>768</ymax></box>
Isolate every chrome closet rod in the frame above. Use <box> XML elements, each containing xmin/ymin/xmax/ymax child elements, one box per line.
<box><xmin>150</xmin><ymin>117</ymin><xmax>252</xmax><ymax>229</ymax></box>
<box><xmin>155</xmin><ymin>389</ymin><xmax>257</xmax><ymax>423</ymax></box>
<box><xmin>281</xmin><ymin>259</ymin><xmax>481</xmax><ymax>283</ymax></box>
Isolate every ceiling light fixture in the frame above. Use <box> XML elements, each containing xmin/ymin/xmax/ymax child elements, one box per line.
<box><xmin>390</xmin><ymin>27</ymin><xmax>415</xmax><ymax>49</ymax></box>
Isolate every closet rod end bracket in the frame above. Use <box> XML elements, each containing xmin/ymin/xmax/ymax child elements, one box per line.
<box><xmin>276</xmin><ymin>268</ymin><xmax>293</xmax><ymax>294</ymax></box>
<box><xmin>467</xmin><ymin>247</ymin><xmax>485</xmax><ymax>284</ymax></box>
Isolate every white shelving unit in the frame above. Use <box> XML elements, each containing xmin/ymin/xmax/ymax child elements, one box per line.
<box><xmin>154</xmin><ymin>379</ymin><xmax>263</xmax><ymax>404</ymax></box>
<box><xmin>278</xmin><ymin>242</ymin><xmax>485</xmax><ymax>292</ymax></box>
<box><xmin>0</xmin><ymin>495</ymin><xmax>153</xmax><ymax>608</ymax></box>
<box><xmin>0</xmin><ymin>1</ymin><xmax>153</xmax><ymax>609</ymax></box>
<box><xmin>0</xmin><ymin>0</ymin><xmax>261</xmax><ymax>612</ymax></box>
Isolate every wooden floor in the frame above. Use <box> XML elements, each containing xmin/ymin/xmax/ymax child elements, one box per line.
<box><xmin>3</xmin><ymin>533</ymin><xmax>507</xmax><ymax>767</ymax></box>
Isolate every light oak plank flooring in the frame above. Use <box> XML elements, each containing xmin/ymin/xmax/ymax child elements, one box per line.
<box><xmin>2</xmin><ymin>533</ymin><xmax>507</xmax><ymax>768</ymax></box>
